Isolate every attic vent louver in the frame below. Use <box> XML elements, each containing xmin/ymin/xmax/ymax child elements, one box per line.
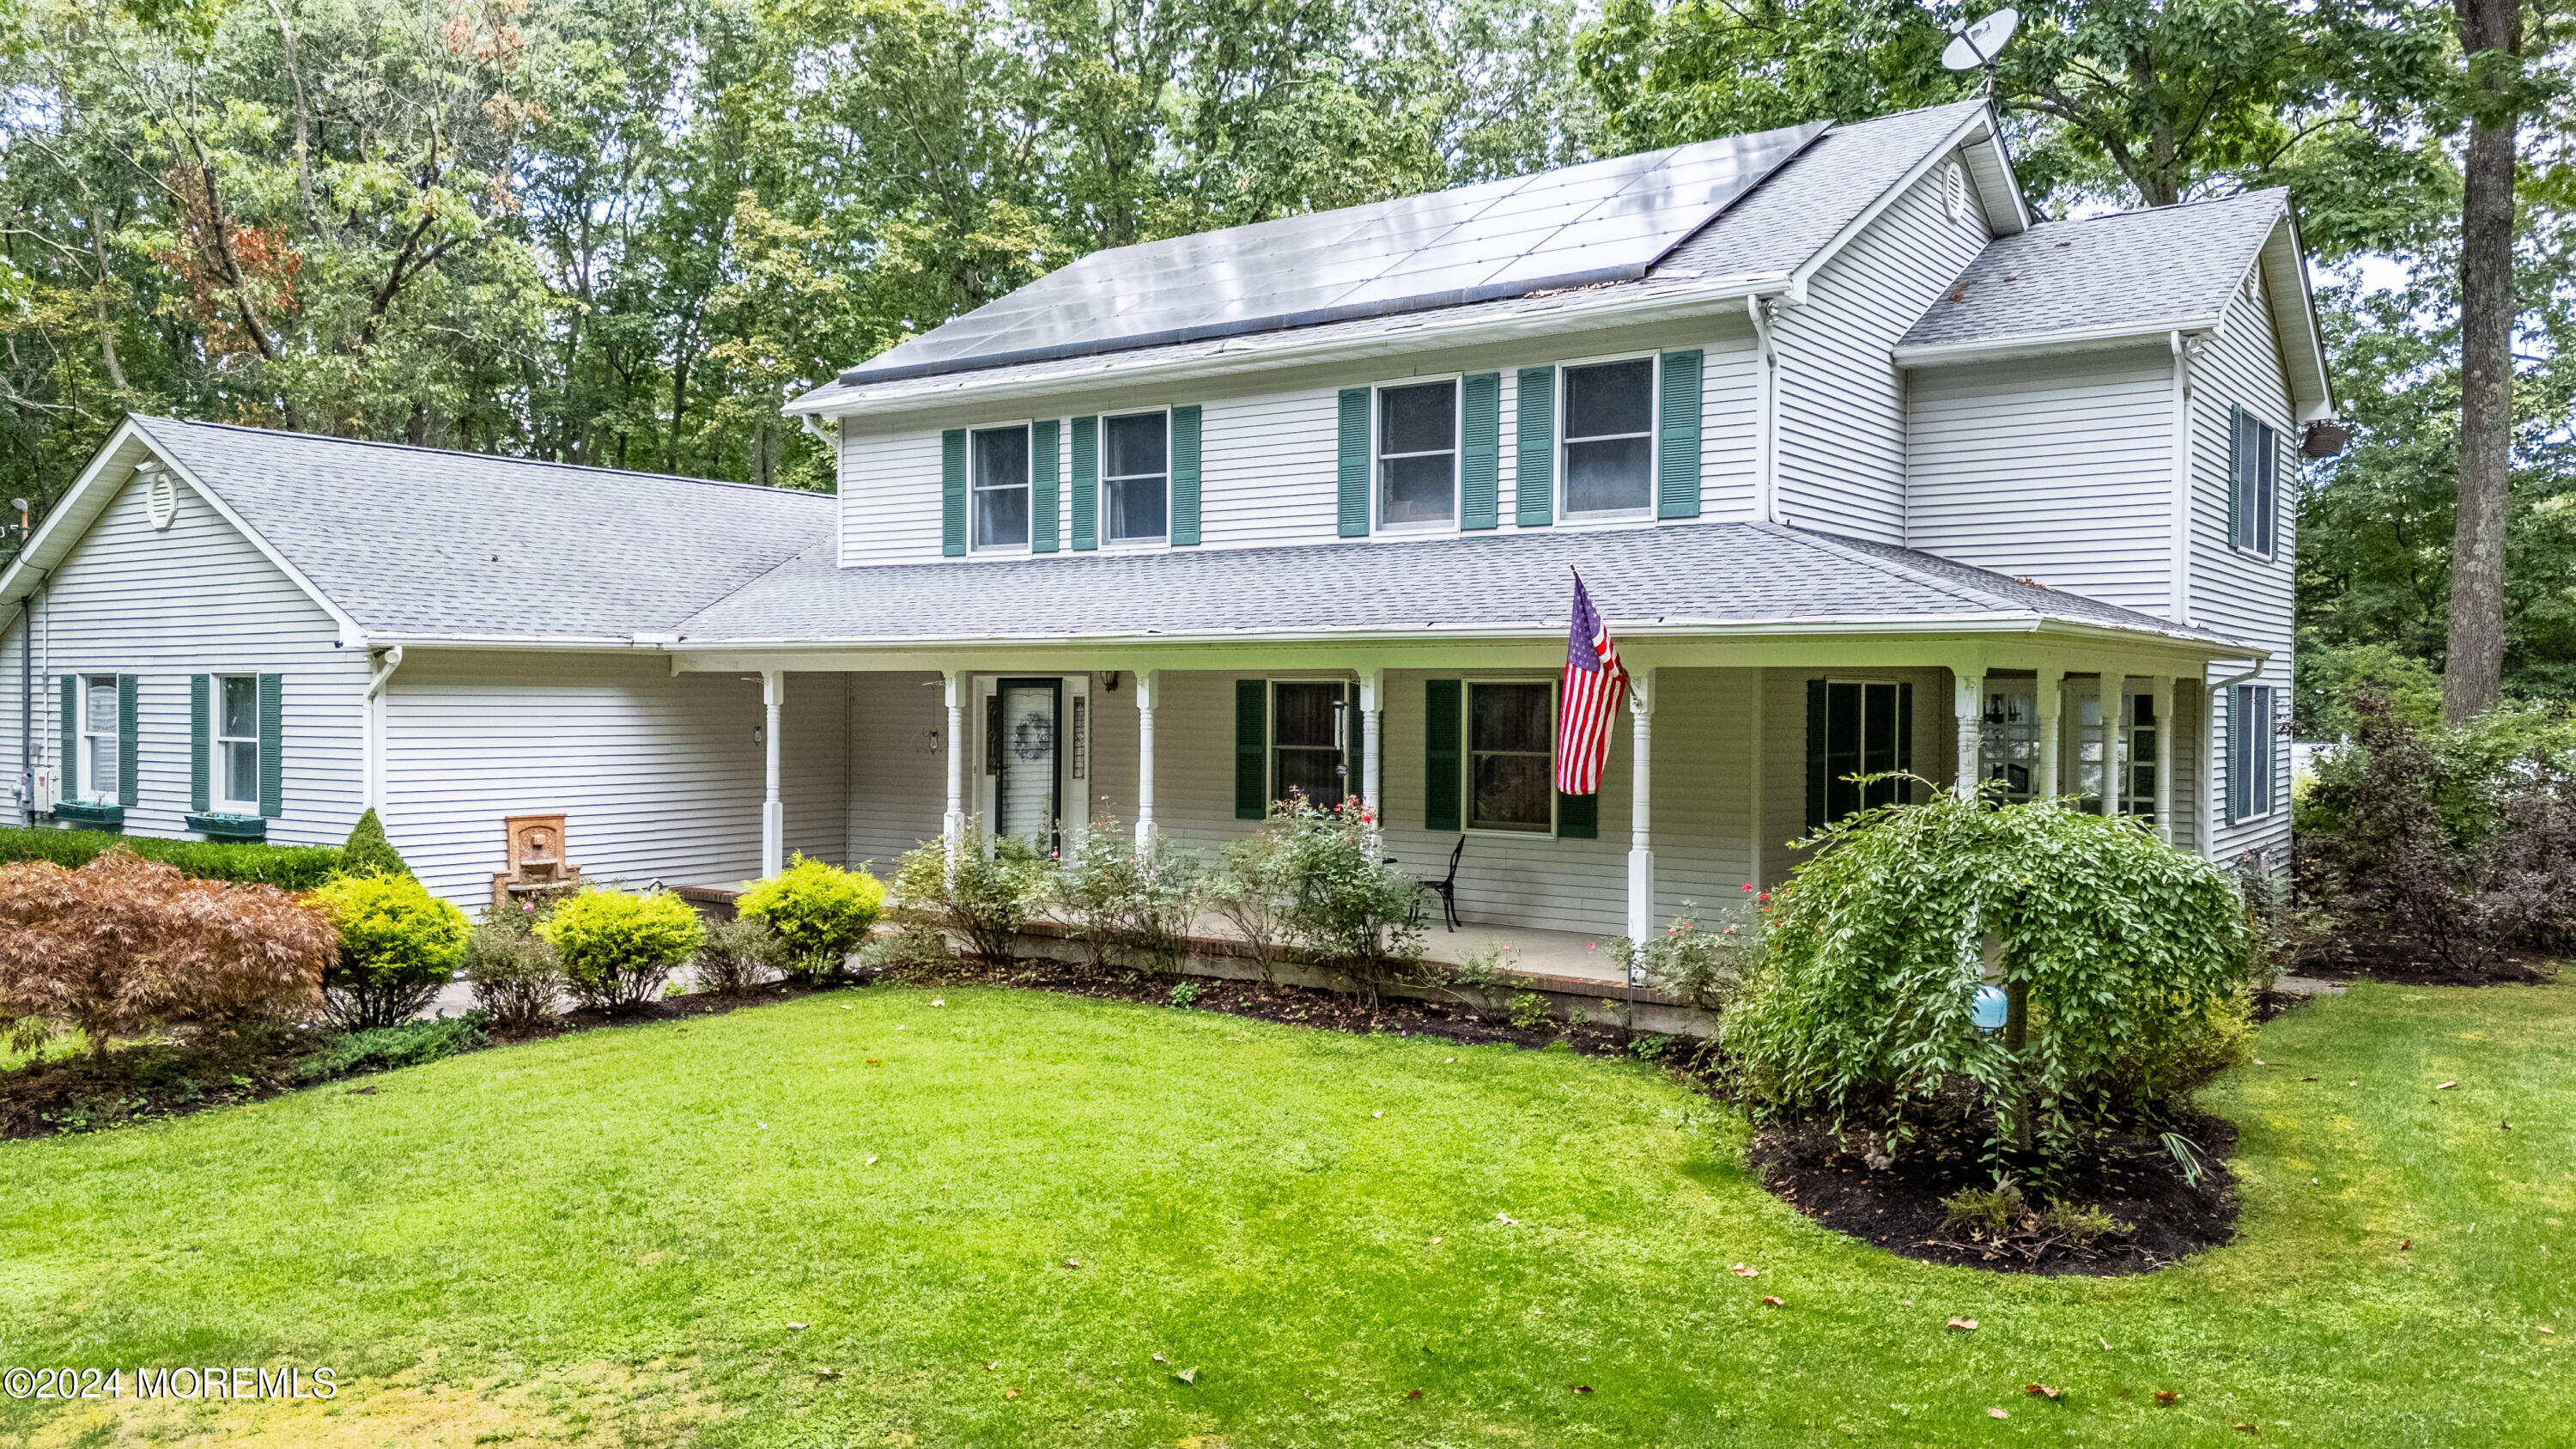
<box><xmin>1943</xmin><ymin>160</ymin><xmax>1968</xmax><ymax>223</ymax></box>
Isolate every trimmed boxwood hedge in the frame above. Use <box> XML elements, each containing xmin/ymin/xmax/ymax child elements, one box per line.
<box><xmin>0</xmin><ymin>826</ymin><xmax>343</xmax><ymax>889</ymax></box>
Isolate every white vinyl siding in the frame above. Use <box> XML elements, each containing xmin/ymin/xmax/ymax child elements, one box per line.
<box><xmin>1</xmin><ymin>471</ymin><xmax>364</xmax><ymax>843</ymax></box>
<box><xmin>384</xmin><ymin>653</ymin><xmax>848</xmax><ymax>910</ymax></box>
<box><xmin>1771</xmin><ymin>158</ymin><xmax>1992</xmax><ymax>543</ymax></box>
<box><xmin>2188</xmin><ymin>276</ymin><xmax>2296</xmax><ymax>864</ymax></box>
<box><xmin>1905</xmin><ymin>347</ymin><xmax>2177</xmax><ymax>614</ymax></box>
<box><xmin>835</xmin><ymin>329</ymin><xmax>1759</xmax><ymax>560</ymax></box>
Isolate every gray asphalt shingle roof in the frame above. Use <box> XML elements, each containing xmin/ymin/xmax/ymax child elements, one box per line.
<box><xmin>137</xmin><ymin>417</ymin><xmax>832</xmax><ymax>640</ymax></box>
<box><xmin>1898</xmin><ymin>190</ymin><xmax>2287</xmax><ymax>350</ymax></box>
<box><xmin>671</xmin><ymin>519</ymin><xmax>2249</xmax><ymax>649</ymax></box>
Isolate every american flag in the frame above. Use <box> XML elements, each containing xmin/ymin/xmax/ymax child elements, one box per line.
<box><xmin>1554</xmin><ymin>572</ymin><xmax>1629</xmax><ymax>795</ymax></box>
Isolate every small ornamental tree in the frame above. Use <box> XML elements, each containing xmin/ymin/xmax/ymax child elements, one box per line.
<box><xmin>538</xmin><ymin>888</ymin><xmax>707</xmax><ymax>1009</ymax></box>
<box><xmin>1724</xmin><ymin>782</ymin><xmax>2250</xmax><ymax>1167</ymax></box>
<box><xmin>338</xmin><ymin>809</ymin><xmax>410</xmax><ymax>879</ymax></box>
<box><xmin>735</xmin><ymin>855</ymin><xmax>884</xmax><ymax>981</ymax></box>
<box><xmin>886</xmin><ymin>820</ymin><xmax>1049</xmax><ymax>965</ymax></box>
<box><xmin>1273</xmin><ymin>796</ymin><xmax>1421</xmax><ymax>1006</ymax></box>
<box><xmin>313</xmin><ymin>873</ymin><xmax>472</xmax><ymax>1029</ymax></box>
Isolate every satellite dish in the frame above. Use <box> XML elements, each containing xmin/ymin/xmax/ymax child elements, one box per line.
<box><xmin>1941</xmin><ymin>6</ymin><xmax>2020</xmax><ymax>72</ymax></box>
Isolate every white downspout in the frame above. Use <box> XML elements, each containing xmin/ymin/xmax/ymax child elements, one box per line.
<box><xmin>1748</xmin><ymin>295</ymin><xmax>1780</xmax><ymax>525</ymax></box>
<box><xmin>361</xmin><ymin>644</ymin><xmax>404</xmax><ymax>814</ymax></box>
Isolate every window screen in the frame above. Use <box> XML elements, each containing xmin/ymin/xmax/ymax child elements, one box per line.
<box><xmin>1561</xmin><ymin>359</ymin><xmax>1654</xmax><ymax>515</ymax></box>
<box><xmin>1469</xmin><ymin>681</ymin><xmax>1552</xmax><ymax>831</ymax></box>
<box><xmin>1378</xmin><ymin>381</ymin><xmax>1456</xmax><ymax>527</ymax></box>
<box><xmin>972</xmin><ymin>425</ymin><xmax>1030</xmax><ymax>549</ymax></box>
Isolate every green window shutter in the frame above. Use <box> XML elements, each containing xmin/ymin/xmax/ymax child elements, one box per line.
<box><xmin>1515</xmin><ymin>367</ymin><xmax>1555</xmax><ymax>527</ymax></box>
<box><xmin>1171</xmin><ymin>405</ymin><xmax>1203</xmax><ymax>546</ymax></box>
<box><xmin>1425</xmin><ymin>679</ymin><xmax>1461</xmax><ymax>831</ymax></box>
<box><xmin>1234</xmin><ymin>679</ymin><xmax>1267</xmax><ymax>819</ymax></box>
<box><xmin>1071</xmin><ymin>416</ymin><xmax>1099</xmax><ymax>551</ymax></box>
<box><xmin>1031</xmin><ymin>418</ymin><xmax>1060</xmax><ymax>553</ymax></box>
<box><xmin>1557</xmin><ymin>788</ymin><xmax>1596</xmax><ymax>839</ymax></box>
<box><xmin>116</xmin><ymin>674</ymin><xmax>138</xmax><ymax>807</ymax></box>
<box><xmin>257</xmin><ymin>673</ymin><xmax>283</xmax><ymax>818</ymax></box>
<box><xmin>58</xmin><ymin>674</ymin><xmax>75</xmax><ymax>793</ymax></box>
<box><xmin>1657</xmin><ymin>349</ymin><xmax>1704</xmax><ymax>519</ymax></box>
<box><xmin>1460</xmin><ymin>372</ymin><xmax>1501</xmax><ymax>530</ymax></box>
<box><xmin>1805</xmin><ymin>678</ymin><xmax>1828</xmax><ymax>832</ymax></box>
<box><xmin>190</xmin><ymin>674</ymin><xmax>210</xmax><ymax>813</ymax></box>
<box><xmin>1336</xmin><ymin>388</ymin><xmax>1370</xmax><ymax>537</ymax></box>
<box><xmin>939</xmin><ymin>428</ymin><xmax>967</xmax><ymax>557</ymax></box>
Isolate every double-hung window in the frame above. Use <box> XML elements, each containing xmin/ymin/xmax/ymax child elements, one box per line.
<box><xmin>1810</xmin><ymin>679</ymin><xmax>1911</xmax><ymax>827</ymax></box>
<box><xmin>79</xmin><ymin>674</ymin><xmax>117</xmax><ymax>802</ymax></box>
<box><xmin>2228</xmin><ymin>405</ymin><xmax>2279</xmax><ymax>557</ymax></box>
<box><xmin>215</xmin><ymin>674</ymin><xmax>260</xmax><ymax>813</ymax></box>
<box><xmin>1468</xmin><ymin>680</ymin><xmax>1553</xmax><ymax>832</ymax></box>
<box><xmin>2229</xmin><ymin>683</ymin><xmax>2277</xmax><ymax>822</ymax></box>
<box><xmin>1103</xmin><ymin>411</ymin><xmax>1169</xmax><ymax>543</ymax></box>
<box><xmin>1561</xmin><ymin>358</ymin><xmax>1656</xmax><ymax>517</ymax></box>
<box><xmin>1378</xmin><ymin>380</ymin><xmax>1457</xmax><ymax>527</ymax></box>
<box><xmin>971</xmin><ymin>424</ymin><xmax>1030</xmax><ymax>551</ymax></box>
<box><xmin>1272</xmin><ymin>680</ymin><xmax>1349</xmax><ymax>808</ymax></box>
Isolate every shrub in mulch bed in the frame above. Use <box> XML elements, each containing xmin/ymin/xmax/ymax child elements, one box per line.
<box><xmin>2292</xmin><ymin>928</ymin><xmax>2557</xmax><ymax>987</ymax></box>
<box><xmin>1746</xmin><ymin>1115</ymin><xmax>2240</xmax><ymax>1277</ymax></box>
<box><xmin>897</xmin><ymin>953</ymin><xmax>1682</xmax><ymax>1062</ymax></box>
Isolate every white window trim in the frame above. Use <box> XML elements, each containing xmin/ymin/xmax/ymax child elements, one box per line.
<box><xmin>1463</xmin><ymin>674</ymin><xmax>1559</xmax><ymax>838</ymax></box>
<box><xmin>78</xmin><ymin>673</ymin><xmax>117</xmax><ymax>805</ymax></box>
<box><xmin>2233</xmin><ymin>683</ymin><xmax>2278</xmax><ymax>823</ymax></box>
<box><xmin>1557</xmin><ymin>349</ymin><xmax>1660</xmax><ymax>523</ymax></box>
<box><xmin>1374</xmin><ymin>373</ymin><xmax>1463</xmax><ymax>535</ymax></box>
<box><xmin>2230</xmin><ymin>405</ymin><xmax>2282</xmax><ymax>562</ymax></box>
<box><xmin>968</xmin><ymin>417</ymin><xmax>1036</xmax><ymax>555</ymax></box>
<box><xmin>211</xmin><ymin>673</ymin><xmax>260</xmax><ymax>815</ymax></box>
<box><xmin>1098</xmin><ymin>406</ymin><xmax>1171</xmax><ymax>549</ymax></box>
<box><xmin>1267</xmin><ymin>674</ymin><xmax>1358</xmax><ymax>809</ymax></box>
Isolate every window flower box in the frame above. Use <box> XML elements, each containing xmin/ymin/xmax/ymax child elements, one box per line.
<box><xmin>185</xmin><ymin>812</ymin><xmax>267</xmax><ymax>843</ymax></box>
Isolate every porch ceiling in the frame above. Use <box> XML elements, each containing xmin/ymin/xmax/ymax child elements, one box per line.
<box><xmin>672</xmin><ymin>520</ymin><xmax>2254</xmax><ymax>655</ymax></box>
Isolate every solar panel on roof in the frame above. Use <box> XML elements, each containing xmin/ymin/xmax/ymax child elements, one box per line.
<box><xmin>838</xmin><ymin>119</ymin><xmax>1831</xmax><ymax>386</ymax></box>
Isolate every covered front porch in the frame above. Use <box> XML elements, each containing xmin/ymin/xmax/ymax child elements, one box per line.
<box><xmin>690</xmin><ymin>628</ymin><xmax>2245</xmax><ymax>948</ymax></box>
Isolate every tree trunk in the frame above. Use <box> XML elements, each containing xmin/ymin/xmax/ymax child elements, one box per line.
<box><xmin>2445</xmin><ymin>0</ymin><xmax>2522</xmax><ymax>723</ymax></box>
<box><xmin>2002</xmin><ymin>977</ymin><xmax>2032</xmax><ymax>1155</ymax></box>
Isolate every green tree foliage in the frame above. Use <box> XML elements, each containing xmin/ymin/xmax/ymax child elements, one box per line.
<box><xmin>0</xmin><ymin>0</ymin><xmax>1595</xmax><ymax>545</ymax></box>
<box><xmin>1724</xmin><ymin>788</ymin><xmax>2249</xmax><ymax>1166</ymax></box>
<box><xmin>537</xmin><ymin>887</ymin><xmax>707</xmax><ymax>1008</ymax></box>
<box><xmin>734</xmin><ymin>853</ymin><xmax>884</xmax><ymax>979</ymax></box>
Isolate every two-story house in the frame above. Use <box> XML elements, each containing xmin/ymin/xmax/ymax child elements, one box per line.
<box><xmin>0</xmin><ymin>99</ymin><xmax>2330</xmax><ymax>953</ymax></box>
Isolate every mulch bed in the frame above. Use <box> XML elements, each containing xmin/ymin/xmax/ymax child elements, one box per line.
<box><xmin>2293</xmin><ymin>928</ymin><xmax>2557</xmax><ymax>987</ymax></box>
<box><xmin>908</xmin><ymin>954</ymin><xmax>1660</xmax><ymax>1059</ymax></box>
<box><xmin>1745</xmin><ymin>1115</ymin><xmax>2239</xmax><ymax>1276</ymax></box>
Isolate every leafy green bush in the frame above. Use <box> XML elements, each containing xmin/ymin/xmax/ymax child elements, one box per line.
<box><xmin>288</xmin><ymin>1014</ymin><xmax>489</xmax><ymax>1083</ymax></box>
<box><xmin>1723</xmin><ymin>786</ymin><xmax>2247</xmax><ymax>1168</ymax></box>
<box><xmin>1270</xmin><ymin>796</ymin><xmax>1421</xmax><ymax>1004</ymax></box>
<box><xmin>886</xmin><ymin>819</ymin><xmax>1049</xmax><ymax>965</ymax></box>
<box><xmin>538</xmin><ymin>888</ymin><xmax>707</xmax><ymax>1009</ymax></box>
<box><xmin>1205</xmin><ymin>828</ymin><xmax>1296</xmax><ymax>983</ymax></box>
<box><xmin>461</xmin><ymin>924</ymin><xmax>563</xmax><ymax>1032</ymax></box>
<box><xmin>736</xmin><ymin>855</ymin><xmax>884</xmax><ymax>981</ymax></box>
<box><xmin>695</xmin><ymin>916</ymin><xmax>779</xmax><ymax>995</ymax></box>
<box><xmin>312</xmin><ymin>873</ymin><xmax>473</xmax><ymax>1030</ymax></box>
<box><xmin>1052</xmin><ymin>821</ymin><xmax>1142</xmax><ymax>969</ymax></box>
<box><xmin>1607</xmin><ymin>894</ymin><xmax>1760</xmax><ymax>1013</ymax></box>
<box><xmin>0</xmin><ymin>827</ymin><xmax>341</xmax><ymax>888</ymax></box>
<box><xmin>338</xmin><ymin>808</ymin><xmax>410</xmax><ymax>878</ymax></box>
<box><xmin>1430</xmin><ymin>941</ymin><xmax>1533</xmax><ymax>1013</ymax></box>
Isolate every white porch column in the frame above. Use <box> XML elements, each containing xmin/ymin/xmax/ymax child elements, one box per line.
<box><xmin>1134</xmin><ymin>669</ymin><xmax>1160</xmax><ymax>847</ymax></box>
<box><xmin>2100</xmin><ymin>670</ymin><xmax>2127</xmax><ymax>819</ymax></box>
<box><xmin>2153</xmin><ymin>675</ymin><xmax>2176</xmax><ymax>843</ymax></box>
<box><xmin>760</xmin><ymin>669</ymin><xmax>785</xmax><ymax>878</ymax></box>
<box><xmin>941</xmin><ymin>670</ymin><xmax>966</xmax><ymax>845</ymax></box>
<box><xmin>2035</xmin><ymin>667</ymin><xmax>2064</xmax><ymax>801</ymax></box>
<box><xmin>1625</xmin><ymin>668</ymin><xmax>1656</xmax><ymax>944</ymax></box>
<box><xmin>1953</xmin><ymin>672</ymin><xmax>1984</xmax><ymax>801</ymax></box>
<box><xmin>1358</xmin><ymin>667</ymin><xmax>1384</xmax><ymax>819</ymax></box>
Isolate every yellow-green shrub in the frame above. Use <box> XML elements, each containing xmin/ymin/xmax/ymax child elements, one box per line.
<box><xmin>735</xmin><ymin>855</ymin><xmax>884</xmax><ymax>981</ymax></box>
<box><xmin>538</xmin><ymin>888</ymin><xmax>706</xmax><ymax>1009</ymax></box>
<box><xmin>312</xmin><ymin>873</ymin><xmax>472</xmax><ymax>1029</ymax></box>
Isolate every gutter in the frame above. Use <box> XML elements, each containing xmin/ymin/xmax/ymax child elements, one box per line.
<box><xmin>1893</xmin><ymin>316</ymin><xmax>2225</xmax><ymax>369</ymax></box>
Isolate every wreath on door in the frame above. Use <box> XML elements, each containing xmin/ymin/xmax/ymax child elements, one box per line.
<box><xmin>1012</xmin><ymin>711</ymin><xmax>1054</xmax><ymax>762</ymax></box>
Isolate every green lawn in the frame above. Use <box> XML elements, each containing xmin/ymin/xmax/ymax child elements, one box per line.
<box><xmin>0</xmin><ymin>983</ymin><xmax>2569</xmax><ymax>1449</ymax></box>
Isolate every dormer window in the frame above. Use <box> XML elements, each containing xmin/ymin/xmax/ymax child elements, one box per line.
<box><xmin>1378</xmin><ymin>380</ymin><xmax>1457</xmax><ymax>528</ymax></box>
<box><xmin>1561</xmin><ymin>358</ymin><xmax>1655</xmax><ymax>517</ymax></box>
<box><xmin>1103</xmin><ymin>411</ymin><xmax>1169</xmax><ymax>543</ymax></box>
<box><xmin>971</xmin><ymin>424</ymin><xmax>1030</xmax><ymax>551</ymax></box>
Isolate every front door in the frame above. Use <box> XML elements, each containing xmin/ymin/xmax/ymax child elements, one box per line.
<box><xmin>992</xmin><ymin>679</ymin><xmax>1061</xmax><ymax>850</ymax></box>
